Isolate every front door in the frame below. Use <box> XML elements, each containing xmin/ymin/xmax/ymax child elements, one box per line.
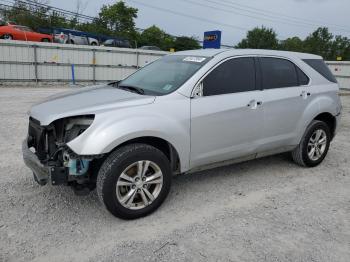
<box><xmin>190</xmin><ymin>57</ymin><xmax>264</xmax><ymax>169</ymax></box>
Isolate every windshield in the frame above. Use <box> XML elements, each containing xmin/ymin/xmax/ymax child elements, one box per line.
<box><xmin>119</xmin><ymin>55</ymin><xmax>210</xmax><ymax>96</ymax></box>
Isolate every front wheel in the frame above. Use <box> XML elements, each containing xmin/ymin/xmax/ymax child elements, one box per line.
<box><xmin>292</xmin><ymin>120</ymin><xmax>331</xmax><ymax>167</ymax></box>
<box><xmin>97</xmin><ymin>143</ymin><xmax>172</xmax><ymax>219</ymax></box>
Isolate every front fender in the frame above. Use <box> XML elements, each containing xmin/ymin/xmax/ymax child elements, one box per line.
<box><xmin>67</xmin><ymin>99</ymin><xmax>191</xmax><ymax>171</ymax></box>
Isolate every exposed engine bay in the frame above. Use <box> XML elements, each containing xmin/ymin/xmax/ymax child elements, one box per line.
<box><xmin>26</xmin><ymin>115</ymin><xmax>102</xmax><ymax>193</ymax></box>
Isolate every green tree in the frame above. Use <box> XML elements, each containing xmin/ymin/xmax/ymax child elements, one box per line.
<box><xmin>236</xmin><ymin>26</ymin><xmax>279</xmax><ymax>49</ymax></box>
<box><xmin>279</xmin><ymin>37</ymin><xmax>304</xmax><ymax>52</ymax></box>
<box><xmin>330</xmin><ymin>35</ymin><xmax>350</xmax><ymax>61</ymax></box>
<box><xmin>139</xmin><ymin>25</ymin><xmax>175</xmax><ymax>51</ymax></box>
<box><xmin>1</xmin><ymin>0</ymin><xmax>72</xmax><ymax>30</ymax></box>
<box><xmin>98</xmin><ymin>1</ymin><xmax>138</xmax><ymax>39</ymax></box>
<box><xmin>77</xmin><ymin>18</ymin><xmax>112</xmax><ymax>36</ymax></box>
<box><xmin>174</xmin><ymin>36</ymin><xmax>201</xmax><ymax>51</ymax></box>
<box><xmin>303</xmin><ymin>27</ymin><xmax>333</xmax><ymax>59</ymax></box>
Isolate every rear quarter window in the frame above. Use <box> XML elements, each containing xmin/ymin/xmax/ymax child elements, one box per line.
<box><xmin>296</xmin><ymin>66</ymin><xmax>310</xmax><ymax>85</ymax></box>
<box><xmin>303</xmin><ymin>59</ymin><xmax>337</xmax><ymax>83</ymax></box>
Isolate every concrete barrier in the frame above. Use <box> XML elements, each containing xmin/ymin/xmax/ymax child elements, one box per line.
<box><xmin>326</xmin><ymin>61</ymin><xmax>350</xmax><ymax>90</ymax></box>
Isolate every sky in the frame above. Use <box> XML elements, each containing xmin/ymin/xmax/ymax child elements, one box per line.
<box><xmin>51</xmin><ymin>0</ymin><xmax>350</xmax><ymax>46</ymax></box>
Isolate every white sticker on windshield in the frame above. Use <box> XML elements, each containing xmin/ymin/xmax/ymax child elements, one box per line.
<box><xmin>163</xmin><ymin>84</ymin><xmax>173</xmax><ymax>91</ymax></box>
<box><xmin>183</xmin><ymin>57</ymin><xmax>206</xmax><ymax>63</ymax></box>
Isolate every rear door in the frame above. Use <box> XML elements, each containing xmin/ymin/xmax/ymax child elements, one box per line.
<box><xmin>257</xmin><ymin>57</ymin><xmax>311</xmax><ymax>151</ymax></box>
<box><xmin>190</xmin><ymin>57</ymin><xmax>264</xmax><ymax>168</ymax></box>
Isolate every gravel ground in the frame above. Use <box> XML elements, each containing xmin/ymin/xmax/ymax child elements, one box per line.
<box><xmin>0</xmin><ymin>87</ymin><xmax>349</xmax><ymax>262</ymax></box>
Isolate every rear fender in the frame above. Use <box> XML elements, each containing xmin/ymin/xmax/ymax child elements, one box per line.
<box><xmin>294</xmin><ymin>92</ymin><xmax>338</xmax><ymax>145</ymax></box>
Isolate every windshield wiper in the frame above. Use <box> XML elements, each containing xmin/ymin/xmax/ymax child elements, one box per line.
<box><xmin>117</xmin><ymin>85</ymin><xmax>145</xmax><ymax>95</ymax></box>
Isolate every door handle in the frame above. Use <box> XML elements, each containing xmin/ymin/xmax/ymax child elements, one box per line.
<box><xmin>247</xmin><ymin>100</ymin><xmax>262</xmax><ymax>109</ymax></box>
<box><xmin>300</xmin><ymin>91</ymin><xmax>311</xmax><ymax>99</ymax></box>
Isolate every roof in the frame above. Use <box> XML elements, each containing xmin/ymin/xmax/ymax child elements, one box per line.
<box><xmin>173</xmin><ymin>48</ymin><xmax>322</xmax><ymax>60</ymax></box>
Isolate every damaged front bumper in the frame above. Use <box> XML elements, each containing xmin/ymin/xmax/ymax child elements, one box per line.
<box><xmin>22</xmin><ymin>139</ymin><xmax>49</xmax><ymax>185</ymax></box>
<box><xmin>22</xmin><ymin>139</ymin><xmax>72</xmax><ymax>186</ymax></box>
<box><xmin>22</xmin><ymin>139</ymin><xmax>96</xmax><ymax>187</ymax></box>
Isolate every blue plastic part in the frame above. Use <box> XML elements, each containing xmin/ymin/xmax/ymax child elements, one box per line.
<box><xmin>68</xmin><ymin>159</ymin><xmax>89</xmax><ymax>176</ymax></box>
<box><xmin>71</xmin><ymin>64</ymin><xmax>76</xmax><ymax>85</ymax></box>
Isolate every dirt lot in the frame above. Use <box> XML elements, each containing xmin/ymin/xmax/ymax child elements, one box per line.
<box><xmin>0</xmin><ymin>87</ymin><xmax>349</xmax><ymax>262</ymax></box>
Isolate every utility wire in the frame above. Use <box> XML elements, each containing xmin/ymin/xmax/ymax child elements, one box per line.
<box><xmin>23</xmin><ymin>0</ymin><xmax>95</xmax><ymax>20</ymax></box>
<box><xmin>202</xmin><ymin>0</ymin><xmax>350</xmax><ymax>32</ymax></box>
<box><xmin>0</xmin><ymin>1</ymin><xmax>227</xmax><ymax>46</ymax></box>
<box><xmin>127</xmin><ymin>0</ymin><xmax>288</xmax><ymax>39</ymax></box>
<box><xmin>128</xmin><ymin>0</ymin><xmax>248</xmax><ymax>32</ymax></box>
<box><xmin>181</xmin><ymin>0</ymin><xmax>314</xmax><ymax>32</ymax></box>
<box><xmin>218</xmin><ymin>0</ymin><xmax>350</xmax><ymax>31</ymax></box>
<box><xmin>0</xmin><ymin>0</ymin><xmax>95</xmax><ymax>21</ymax></box>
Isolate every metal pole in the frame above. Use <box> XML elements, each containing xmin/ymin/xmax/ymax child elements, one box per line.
<box><xmin>93</xmin><ymin>49</ymin><xmax>96</xmax><ymax>84</ymax></box>
<box><xmin>136</xmin><ymin>51</ymin><xmax>140</xmax><ymax>69</ymax></box>
<box><xmin>33</xmin><ymin>45</ymin><xmax>38</xmax><ymax>84</ymax></box>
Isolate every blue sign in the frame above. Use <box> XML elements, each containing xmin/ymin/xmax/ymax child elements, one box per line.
<box><xmin>203</xmin><ymin>30</ymin><xmax>222</xmax><ymax>49</ymax></box>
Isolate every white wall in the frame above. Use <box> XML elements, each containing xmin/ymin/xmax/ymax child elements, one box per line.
<box><xmin>0</xmin><ymin>40</ymin><xmax>167</xmax><ymax>83</ymax></box>
<box><xmin>326</xmin><ymin>61</ymin><xmax>350</xmax><ymax>90</ymax></box>
<box><xmin>0</xmin><ymin>40</ymin><xmax>349</xmax><ymax>89</ymax></box>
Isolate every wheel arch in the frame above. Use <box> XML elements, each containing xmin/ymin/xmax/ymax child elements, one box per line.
<box><xmin>112</xmin><ymin>136</ymin><xmax>181</xmax><ymax>173</ymax></box>
<box><xmin>313</xmin><ymin>112</ymin><xmax>336</xmax><ymax>139</ymax></box>
<box><xmin>1</xmin><ymin>33</ymin><xmax>13</xmax><ymax>39</ymax></box>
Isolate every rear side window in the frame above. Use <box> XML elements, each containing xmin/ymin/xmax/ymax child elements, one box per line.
<box><xmin>203</xmin><ymin>57</ymin><xmax>256</xmax><ymax>96</ymax></box>
<box><xmin>303</xmin><ymin>59</ymin><xmax>337</xmax><ymax>83</ymax></box>
<box><xmin>260</xmin><ymin>57</ymin><xmax>298</xmax><ymax>89</ymax></box>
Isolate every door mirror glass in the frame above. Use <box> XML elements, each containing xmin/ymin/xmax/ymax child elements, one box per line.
<box><xmin>192</xmin><ymin>82</ymin><xmax>203</xmax><ymax>98</ymax></box>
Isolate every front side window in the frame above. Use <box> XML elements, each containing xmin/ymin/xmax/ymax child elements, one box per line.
<box><xmin>120</xmin><ymin>55</ymin><xmax>210</xmax><ymax>96</ymax></box>
<box><xmin>203</xmin><ymin>57</ymin><xmax>256</xmax><ymax>96</ymax></box>
<box><xmin>16</xmin><ymin>26</ymin><xmax>33</xmax><ymax>32</ymax></box>
<box><xmin>260</xmin><ymin>57</ymin><xmax>299</xmax><ymax>89</ymax></box>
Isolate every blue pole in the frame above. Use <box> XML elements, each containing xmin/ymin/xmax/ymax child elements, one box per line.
<box><xmin>71</xmin><ymin>64</ymin><xmax>76</xmax><ymax>85</ymax></box>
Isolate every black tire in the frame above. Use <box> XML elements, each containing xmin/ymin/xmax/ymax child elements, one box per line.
<box><xmin>97</xmin><ymin>143</ymin><xmax>172</xmax><ymax>219</ymax></box>
<box><xmin>292</xmin><ymin>120</ymin><xmax>331</xmax><ymax>167</ymax></box>
<box><xmin>3</xmin><ymin>34</ymin><xmax>13</xmax><ymax>40</ymax></box>
<box><xmin>41</xmin><ymin>38</ymin><xmax>50</xmax><ymax>42</ymax></box>
<box><xmin>90</xmin><ymin>42</ymin><xmax>97</xmax><ymax>46</ymax></box>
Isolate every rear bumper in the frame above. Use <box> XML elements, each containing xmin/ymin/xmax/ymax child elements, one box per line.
<box><xmin>22</xmin><ymin>139</ymin><xmax>49</xmax><ymax>185</ymax></box>
<box><xmin>334</xmin><ymin>113</ymin><xmax>341</xmax><ymax>137</ymax></box>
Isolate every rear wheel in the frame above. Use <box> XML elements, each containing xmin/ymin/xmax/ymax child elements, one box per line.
<box><xmin>3</xmin><ymin>34</ymin><xmax>13</xmax><ymax>40</ymax></box>
<box><xmin>292</xmin><ymin>120</ymin><xmax>331</xmax><ymax>167</ymax></box>
<box><xmin>97</xmin><ymin>143</ymin><xmax>172</xmax><ymax>219</ymax></box>
<box><xmin>41</xmin><ymin>38</ymin><xmax>50</xmax><ymax>42</ymax></box>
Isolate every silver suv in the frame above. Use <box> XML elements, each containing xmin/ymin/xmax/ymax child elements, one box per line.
<box><xmin>22</xmin><ymin>49</ymin><xmax>342</xmax><ymax>219</ymax></box>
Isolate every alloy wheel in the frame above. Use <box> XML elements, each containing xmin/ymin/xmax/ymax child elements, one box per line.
<box><xmin>307</xmin><ymin>129</ymin><xmax>327</xmax><ymax>161</ymax></box>
<box><xmin>116</xmin><ymin>160</ymin><xmax>163</xmax><ymax>210</ymax></box>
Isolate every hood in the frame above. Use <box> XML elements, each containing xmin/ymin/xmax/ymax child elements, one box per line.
<box><xmin>30</xmin><ymin>84</ymin><xmax>155</xmax><ymax>125</ymax></box>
